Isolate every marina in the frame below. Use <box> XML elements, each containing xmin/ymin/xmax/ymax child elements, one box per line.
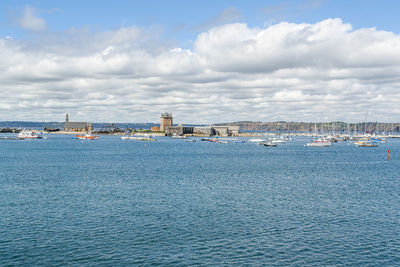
<box><xmin>3</xmin><ymin>1</ymin><xmax>400</xmax><ymax>265</ymax></box>
<box><xmin>1</xmin><ymin>119</ymin><xmax>399</xmax><ymax>266</ymax></box>
<box><xmin>1</xmin><ymin>133</ymin><xmax>399</xmax><ymax>266</ymax></box>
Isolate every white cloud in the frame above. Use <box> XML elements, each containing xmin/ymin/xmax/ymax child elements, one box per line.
<box><xmin>16</xmin><ymin>5</ymin><xmax>47</xmax><ymax>32</ymax></box>
<box><xmin>1</xmin><ymin>19</ymin><xmax>400</xmax><ymax>123</ymax></box>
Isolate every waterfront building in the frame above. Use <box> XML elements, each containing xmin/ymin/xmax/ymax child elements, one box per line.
<box><xmin>64</xmin><ymin>114</ymin><xmax>93</xmax><ymax>132</ymax></box>
<box><xmin>151</xmin><ymin>126</ymin><xmax>160</xmax><ymax>131</ymax></box>
<box><xmin>160</xmin><ymin>113</ymin><xmax>173</xmax><ymax>132</ymax></box>
<box><xmin>212</xmin><ymin>125</ymin><xmax>240</xmax><ymax>136</ymax></box>
<box><xmin>166</xmin><ymin>126</ymin><xmax>194</xmax><ymax>136</ymax></box>
<box><xmin>193</xmin><ymin>126</ymin><xmax>215</xmax><ymax>136</ymax></box>
<box><xmin>167</xmin><ymin>125</ymin><xmax>240</xmax><ymax>137</ymax></box>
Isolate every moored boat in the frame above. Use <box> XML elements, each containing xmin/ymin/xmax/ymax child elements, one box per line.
<box><xmin>306</xmin><ymin>138</ymin><xmax>331</xmax><ymax>147</ymax></box>
<box><xmin>17</xmin><ymin>130</ymin><xmax>44</xmax><ymax>139</ymax></box>
<box><xmin>271</xmin><ymin>137</ymin><xmax>286</xmax><ymax>144</ymax></box>
<box><xmin>355</xmin><ymin>141</ymin><xmax>378</xmax><ymax>147</ymax></box>
<box><xmin>172</xmin><ymin>133</ymin><xmax>187</xmax><ymax>139</ymax></box>
<box><xmin>249</xmin><ymin>138</ymin><xmax>266</xmax><ymax>143</ymax></box>
<box><xmin>76</xmin><ymin>132</ymin><xmax>99</xmax><ymax>140</ymax></box>
<box><xmin>263</xmin><ymin>142</ymin><xmax>278</xmax><ymax>147</ymax></box>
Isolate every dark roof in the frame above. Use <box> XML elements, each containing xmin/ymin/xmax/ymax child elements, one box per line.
<box><xmin>64</xmin><ymin>122</ymin><xmax>92</xmax><ymax>129</ymax></box>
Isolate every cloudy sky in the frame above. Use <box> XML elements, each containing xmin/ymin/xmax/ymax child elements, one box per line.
<box><xmin>1</xmin><ymin>0</ymin><xmax>400</xmax><ymax>123</ymax></box>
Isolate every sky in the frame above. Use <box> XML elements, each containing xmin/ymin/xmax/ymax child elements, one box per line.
<box><xmin>1</xmin><ymin>0</ymin><xmax>400</xmax><ymax>123</ymax></box>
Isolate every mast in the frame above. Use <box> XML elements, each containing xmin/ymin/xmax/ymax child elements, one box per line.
<box><xmin>314</xmin><ymin>122</ymin><xmax>317</xmax><ymax>136</ymax></box>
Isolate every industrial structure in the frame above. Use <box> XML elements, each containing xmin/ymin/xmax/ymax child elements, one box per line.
<box><xmin>166</xmin><ymin>125</ymin><xmax>240</xmax><ymax>137</ymax></box>
<box><xmin>166</xmin><ymin>126</ymin><xmax>194</xmax><ymax>136</ymax></box>
<box><xmin>193</xmin><ymin>126</ymin><xmax>215</xmax><ymax>136</ymax></box>
<box><xmin>64</xmin><ymin>114</ymin><xmax>93</xmax><ymax>132</ymax></box>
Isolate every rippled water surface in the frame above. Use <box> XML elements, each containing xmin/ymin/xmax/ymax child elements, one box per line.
<box><xmin>1</xmin><ymin>134</ymin><xmax>400</xmax><ymax>266</ymax></box>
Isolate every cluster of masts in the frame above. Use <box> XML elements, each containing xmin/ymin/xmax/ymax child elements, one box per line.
<box><xmin>1</xmin><ymin>128</ymin><xmax>395</xmax><ymax>149</ymax></box>
<box><xmin>300</xmin><ymin>121</ymin><xmax>398</xmax><ymax>136</ymax></box>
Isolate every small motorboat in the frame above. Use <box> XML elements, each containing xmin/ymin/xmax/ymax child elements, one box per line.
<box><xmin>270</xmin><ymin>138</ymin><xmax>286</xmax><ymax>144</ymax></box>
<box><xmin>17</xmin><ymin>130</ymin><xmax>44</xmax><ymax>139</ymax></box>
<box><xmin>76</xmin><ymin>132</ymin><xmax>99</xmax><ymax>140</ymax></box>
<box><xmin>263</xmin><ymin>142</ymin><xmax>278</xmax><ymax>147</ymax></box>
<box><xmin>355</xmin><ymin>141</ymin><xmax>378</xmax><ymax>147</ymax></box>
<box><xmin>172</xmin><ymin>133</ymin><xmax>187</xmax><ymax>139</ymax></box>
<box><xmin>249</xmin><ymin>138</ymin><xmax>266</xmax><ymax>143</ymax></box>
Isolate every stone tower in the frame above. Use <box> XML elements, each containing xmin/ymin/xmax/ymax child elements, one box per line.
<box><xmin>160</xmin><ymin>113</ymin><xmax>173</xmax><ymax>132</ymax></box>
<box><xmin>66</xmin><ymin>113</ymin><xmax>69</xmax><ymax>123</ymax></box>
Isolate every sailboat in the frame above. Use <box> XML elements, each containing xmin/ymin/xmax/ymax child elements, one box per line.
<box><xmin>306</xmin><ymin>138</ymin><xmax>332</xmax><ymax>147</ymax></box>
<box><xmin>306</xmin><ymin>122</ymin><xmax>331</xmax><ymax>147</ymax></box>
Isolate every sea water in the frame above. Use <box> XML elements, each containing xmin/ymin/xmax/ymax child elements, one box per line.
<box><xmin>1</xmin><ymin>135</ymin><xmax>399</xmax><ymax>266</ymax></box>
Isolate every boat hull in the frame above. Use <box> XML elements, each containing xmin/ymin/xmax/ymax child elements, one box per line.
<box><xmin>76</xmin><ymin>135</ymin><xmax>99</xmax><ymax>140</ymax></box>
<box><xmin>263</xmin><ymin>143</ymin><xmax>278</xmax><ymax>147</ymax></box>
<box><xmin>306</xmin><ymin>142</ymin><xmax>331</xmax><ymax>147</ymax></box>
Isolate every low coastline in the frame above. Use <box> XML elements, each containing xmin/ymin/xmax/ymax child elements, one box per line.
<box><xmin>39</xmin><ymin>131</ymin><xmax>400</xmax><ymax>138</ymax></box>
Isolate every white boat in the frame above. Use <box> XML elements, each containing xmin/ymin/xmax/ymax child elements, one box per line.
<box><xmin>121</xmin><ymin>134</ymin><xmax>137</xmax><ymax>140</ymax></box>
<box><xmin>271</xmin><ymin>138</ymin><xmax>286</xmax><ymax>144</ymax></box>
<box><xmin>17</xmin><ymin>130</ymin><xmax>44</xmax><ymax>139</ymax></box>
<box><xmin>172</xmin><ymin>133</ymin><xmax>187</xmax><ymax>139</ymax></box>
<box><xmin>306</xmin><ymin>138</ymin><xmax>331</xmax><ymax>147</ymax></box>
<box><xmin>134</xmin><ymin>134</ymin><xmax>156</xmax><ymax>141</ymax></box>
<box><xmin>249</xmin><ymin>138</ymin><xmax>266</xmax><ymax>142</ymax></box>
<box><xmin>121</xmin><ymin>133</ymin><xmax>156</xmax><ymax>141</ymax></box>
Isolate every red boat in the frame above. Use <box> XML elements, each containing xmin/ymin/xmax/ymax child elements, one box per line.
<box><xmin>76</xmin><ymin>133</ymin><xmax>99</xmax><ymax>140</ymax></box>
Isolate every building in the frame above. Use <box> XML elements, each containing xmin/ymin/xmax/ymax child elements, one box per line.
<box><xmin>64</xmin><ymin>114</ymin><xmax>93</xmax><ymax>132</ymax></box>
<box><xmin>212</xmin><ymin>125</ymin><xmax>240</xmax><ymax>136</ymax></box>
<box><xmin>213</xmin><ymin>126</ymin><xmax>229</xmax><ymax>136</ymax></box>
<box><xmin>167</xmin><ymin>125</ymin><xmax>240</xmax><ymax>136</ymax></box>
<box><xmin>227</xmin><ymin>126</ymin><xmax>240</xmax><ymax>136</ymax></box>
<box><xmin>160</xmin><ymin>113</ymin><xmax>173</xmax><ymax>132</ymax></box>
<box><xmin>193</xmin><ymin>126</ymin><xmax>215</xmax><ymax>136</ymax></box>
<box><xmin>151</xmin><ymin>126</ymin><xmax>160</xmax><ymax>131</ymax></box>
<box><xmin>166</xmin><ymin>126</ymin><xmax>194</xmax><ymax>136</ymax></box>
